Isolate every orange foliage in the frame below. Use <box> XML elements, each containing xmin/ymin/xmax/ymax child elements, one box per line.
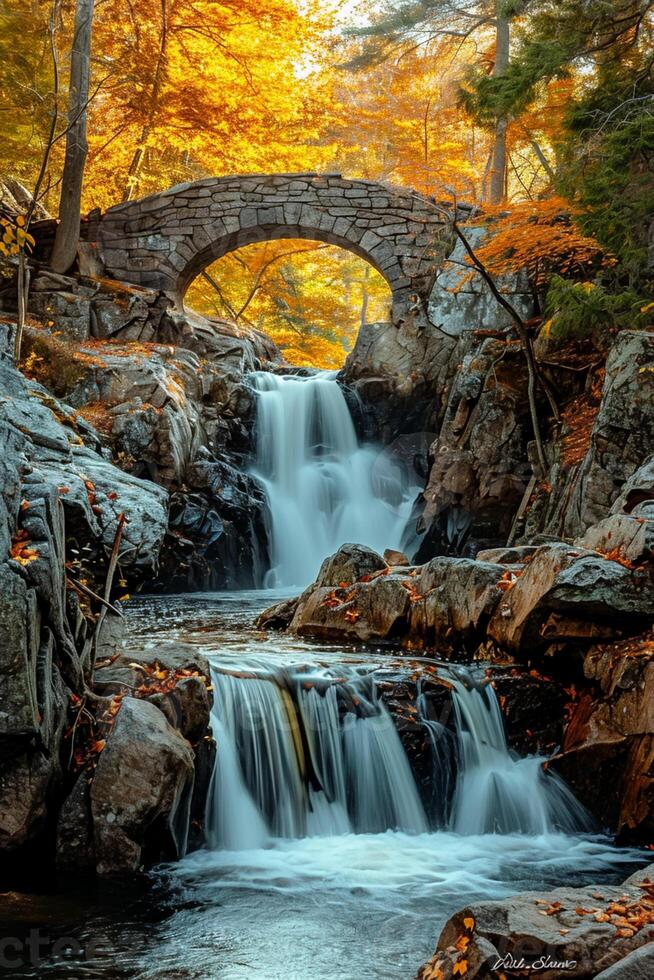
<box><xmin>187</xmin><ymin>240</ymin><xmax>391</xmax><ymax>369</ymax></box>
<box><xmin>9</xmin><ymin>529</ymin><xmax>39</xmax><ymax>565</ymax></box>
<box><xmin>456</xmin><ymin>198</ymin><xmax>613</xmax><ymax>289</ymax></box>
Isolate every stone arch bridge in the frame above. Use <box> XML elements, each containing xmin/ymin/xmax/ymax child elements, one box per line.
<box><xmin>92</xmin><ymin>173</ymin><xmax>453</xmax><ymax>318</ymax></box>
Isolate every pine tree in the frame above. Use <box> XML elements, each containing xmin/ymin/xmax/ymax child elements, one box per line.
<box><xmin>343</xmin><ymin>0</ymin><xmax>518</xmax><ymax>203</ymax></box>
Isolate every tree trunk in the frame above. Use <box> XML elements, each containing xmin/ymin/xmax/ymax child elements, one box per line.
<box><xmin>122</xmin><ymin>0</ymin><xmax>169</xmax><ymax>201</ymax></box>
<box><xmin>13</xmin><ymin>254</ymin><xmax>31</xmax><ymax>364</ymax></box>
<box><xmin>50</xmin><ymin>0</ymin><xmax>95</xmax><ymax>274</ymax></box>
<box><xmin>360</xmin><ymin>264</ymin><xmax>370</xmax><ymax>329</ymax></box>
<box><xmin>488</xmin><ymin>3</ymin><xmax>510</xmax><ymax>205</ymax></box>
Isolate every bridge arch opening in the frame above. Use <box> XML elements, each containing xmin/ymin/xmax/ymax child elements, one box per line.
<box><xmin>185</xmin><ymin>238</ymin><xmax>392</xmax><ymax>369</ymax></box>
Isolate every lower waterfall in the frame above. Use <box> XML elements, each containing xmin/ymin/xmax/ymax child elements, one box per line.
<box><xmin>205</xmin><ymin>658</ymin><xmax>588</xmax><ymax>850</ymax></box>
<box><xmin>121</xmin><ymin>593</ymin><xmax>642</xmax><ymax>980</ymax></box>
<box><xmin>249</xmin><ymin>371</ymin><xmax>417</xmax><ymax>588</ymax></box>
<box><xmin>447</xmin><ymin>672</ymin><xmax>590</xmax><ymax>835</ymax></box>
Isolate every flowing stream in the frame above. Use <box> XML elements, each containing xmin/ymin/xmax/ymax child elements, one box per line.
<box><xmin>249</xmin><ymin>371</ymin><xmax>417</xmax><ymax>587</ymax></box>
<box><xmin>7</xmin><ymin>592</ymin><xmax>645</xmax><ymax>980</ymax></box>
<box><xmin>7</xmin><ymin>375</ymin><xmax>646</xmax><ymax>979</ymax></box>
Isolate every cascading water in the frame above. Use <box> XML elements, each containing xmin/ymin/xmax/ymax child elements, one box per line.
<box><xmin>205</xmin><ymin>660</ymin><xmax>427</xmax><ymax>848</ymax></box>
<box><xmin>109</xmin><ymin>594</ymin><xmax>643</xmax><ymax>980</ymax></box>
<box><xmin>205</xmin><ymin>657</ymin><xmax>588</xmax><ymax>849</ymax></box>
<box><xmin>249</xmin><ymin>371</ymin><xmax>417</xmax><ymax>587</ymax></box>
<box><xmin>446</xmin><ymin>669</ymin><xmax>590</xmax><ymax>835</ymax></box>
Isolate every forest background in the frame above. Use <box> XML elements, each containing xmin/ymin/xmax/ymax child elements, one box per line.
<box><xmin>1</xmin><ymin>0</ymin><xmax>652</xmax><ymax>367</ymax></box>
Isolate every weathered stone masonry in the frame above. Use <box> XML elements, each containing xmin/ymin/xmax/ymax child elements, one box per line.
<box><xmin>95</xmin><ymin>173</ymin><xmax>453</xmax><ymax>317</ymax></box>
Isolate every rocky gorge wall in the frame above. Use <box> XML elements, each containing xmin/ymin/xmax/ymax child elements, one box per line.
<box><xmin>0</xmin><ymin>320</ymin><xmax>176</xmax><ymax>873</ymax></box>
<box><xmin>0</xmin><ymin>269</ymin><xmax>278</xmax><ymax>592</ymax></box>
<box><xmin>2</xmin><ymin>207</ymin><xmax>654</xmax><ymax>883</ymax></box>
<box><xmin>0</xmin><ymin>265</ymin><xmax>283</xmax><ymax>876</ymax></box>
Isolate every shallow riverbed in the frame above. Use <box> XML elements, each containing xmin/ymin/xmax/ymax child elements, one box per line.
<box><xmin>3</xmin><ymin>592</ymin><xmax>646</xmax><ymax>980</ymax></box>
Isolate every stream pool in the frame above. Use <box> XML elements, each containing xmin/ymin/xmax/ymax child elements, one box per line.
<box><xmin>2</xmin><ymin>592</ymin><xmax>647</xmax><ymax>979</ymax></box>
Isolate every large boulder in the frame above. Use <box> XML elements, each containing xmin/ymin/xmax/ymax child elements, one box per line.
<box><xmin>90</xmin><ymin>697</ymin><xmax>195</xmax><ymax>876</ymax></box>
<box><xmin>487</xmin><ymin>543</ymin><xmax>654</xmax><ymax>653</ymax></box>
<box><xmin>417</xmin><ymin>865</ymin><xmax>654</xmax><ymax>979</ymax></box>
<box><xmin>409</xmin><ymin>557</ymin><xmax>505</xmax><ymax>640</ymax></box>
<box><xmin>595</xmin><ymin>943</ymin><xmax>654</xmax><ymax>979</ymax></box>
<box><xmin>556</xmin><ymin>634</ymin><xmax>654</xmax><ymax>841</ymax></box>
<box><xmin>339</xmin><ymin>318</ymin><xmax>459</xmax><ymax>443</ymax></box>
<box><xmin>577</xmin><ymin>514</ymin><xmax>654</xmax><ymax>564</ymax></box>
<box><xmin>290</xmin><ymin>573</ymin><xmax>411</xmax><ymax>642</ymax></box>
<box><xmin>427</xmin><ymin>224</ymin><xmax>533</xmax><ymax>336</ymax></box>
<box><xmin>315</xmin><ymin>542</ymin><xmax>388</xmax><ymax>587</ymax></box>
<box><xmin>611</xmin><ymin>455</ymin><xmax>654</xmax><ymax>516</ymax></box>
<box><xmin>284</xmin><ymin>547</ymin><xmax>507</xmax><ymax>648</ymax></box>
<box><xmin>0</xmin><ymin>752</ymin><xmax>53</xmax><ymax>852</ymax></box>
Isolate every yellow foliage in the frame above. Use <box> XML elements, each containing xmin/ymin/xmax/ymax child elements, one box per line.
<box><xmin>0</xmin><ymin>216</ymin><xmax>35</xmax><ymax>257</ymax></box>
<box><xmin>186</xmin><ymin>240</ymin><xmax>391</xmax><ymax>369</ymax></box>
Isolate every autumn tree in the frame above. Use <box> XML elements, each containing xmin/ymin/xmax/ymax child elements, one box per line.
<box><xmin>84</xmin><ymin>0</ymin><xmax>335</xmax><ymax>208</ymax></box>
<box><xmin>329</xmin><ymin>43</ymin><xmax>486</xmax><ymax>199</ymax></box>
<box><xmin>465</xmin><ymin>0</ymin><xmax>654</xmax><ymax>289</ymax></box>
<box><xmin>0</xmin><ymin>0</ymin><xmax>66</xmax><ymax>360</ymax></box>
<box><xmin>0</xmin><ymin>2</ymin><xmax>63</xmax><ymax>197</ymax></box>
<box><xmin>343</xmin><ymin>0</ymin><xmax>520</xmax><ymax>203</ymax></box>
<box><xmin>187</xmin><ymin>242</ymin><xmax>391</xmax><ymax>369</ymax></box>
<box><xmin>51</xmin><ymin>0</ymin><xmax>95</xmax><ymax>272</ymax></box>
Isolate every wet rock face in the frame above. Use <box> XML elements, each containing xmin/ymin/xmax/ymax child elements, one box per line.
<box><xmin>527</xmin><ymin>330</ymin><xmax>654</xmax><ymax>543</ymax></box>
<box><xmin>416</xmin><ymin>338</ymin><xmax>533</xmax><ymax>560</ymax></box>
<box><xmin>149</xmin><ymin>458</ymin><xmax>270</xmax><ymax>591</ymax></box>
<box><xmin>0</xmin><ymin>355</ymin><xmax>169</xmax><ymax>869</ymax></box>
<box><xmin>417</xmin><ymin>864</ymin><xmax>654</xmax><ymax>980</ymax></box>
<box><xmin>3</xmin><ymin>272</ymin><xmax>283</xmax><ymax>590</ymax></box>
<box><xmin>556</xmin><ymin>633</ymin><xmax>654</xmax><ymax>842</ymax></box>
<box><xmin>339</xmin><ymin>318</ymin><xmax>460</xmax><ymax>444</ymax></box>
<box><xmin>574</xmin><ymin>331</ymin><xmax>654</xmax><ymax>532</ymax></box>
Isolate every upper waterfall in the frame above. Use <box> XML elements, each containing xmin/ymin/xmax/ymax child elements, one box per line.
<box><xmin>249</xmin><ymin>371</ymin><xmax>417</xmax><ymax>588</ymax></box>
